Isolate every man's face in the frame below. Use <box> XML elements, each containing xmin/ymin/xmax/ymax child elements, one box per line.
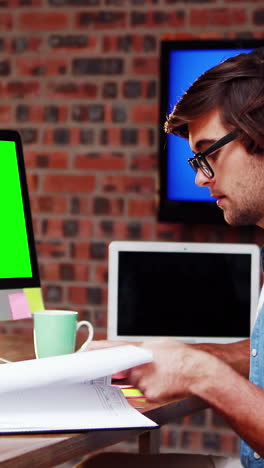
<box><xmin>188</xmin><ymin>108</ymin><xmax>264</xmax><ymax>228</ymax></box>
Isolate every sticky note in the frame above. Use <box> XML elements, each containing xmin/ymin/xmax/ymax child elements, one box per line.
<box><xmin>121</xmin><ymin>388</ymin><xmax>144</xmax><ymax>397</ymax></box>
<box><xmin>8</xmin><ymin>292</ymin><xmax>31</xmax><ymax>320</ymax></box>
<box><xmin>23</xmin><ymin>288</ymin><xmax>44</xmax><ymax>314</ymax></box>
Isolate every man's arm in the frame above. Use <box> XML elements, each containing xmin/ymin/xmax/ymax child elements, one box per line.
<box><xmin>127</xmin><ymin>339</ymin><xmax>264</xmax><ymax>455</ymax></box>
<box><xmin>189</xmin><ymin>352</ymin><xmax>264</xmax><ymax>456</ymax></box>
<box><xmin>194</xmin><ymin>339</ymin><xmax>250</xmax><ymax>377</ymax></box>
<box><xmin>86</xmin><ymin>339</ymin><xmax>250</xmax><ymax>377</ymax></box>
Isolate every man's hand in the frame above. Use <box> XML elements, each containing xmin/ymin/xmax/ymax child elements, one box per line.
<box><xmin>127</xmin><ymin>338</ymin><xmax>220</xmax><ymax>402</ymax></box>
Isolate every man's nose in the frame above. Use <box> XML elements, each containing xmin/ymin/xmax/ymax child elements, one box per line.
<box><xmin>195</xmin><ymin>169</ymin><xmax>212</xmax><ymax>187</ymax></box>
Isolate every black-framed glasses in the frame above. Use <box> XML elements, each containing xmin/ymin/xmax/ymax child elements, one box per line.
<box><xmin>188</xmin><ymin>131</ymin><xmax>238</xmax><ymax>178</ymax></box>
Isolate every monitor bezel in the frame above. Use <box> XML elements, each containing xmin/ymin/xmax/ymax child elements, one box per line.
<box><xmin>107</xmin><ymin>241</ymin><xmax>261</xmax><ymax>344</ymax></box>
<box><xmin>0</xmin><ymin>129</ymin><xmax>40</xmax><ymax>289</ymax></box>
<box><xmin>158</xmin><ymin>38</ymin><xmax>264</xmax><ymax>224</ymax></box>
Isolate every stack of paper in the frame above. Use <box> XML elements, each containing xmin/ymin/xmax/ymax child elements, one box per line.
<box><xmin>0</xmin><ymin>345</ymin><xmax>157</xmax><ymax>433</ymax></box>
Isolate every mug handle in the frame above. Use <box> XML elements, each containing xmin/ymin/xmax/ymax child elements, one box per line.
<box><xmin>76</xmin><ymin>320</ymin><xmax>94</xmax><ymax>352</ymax></box>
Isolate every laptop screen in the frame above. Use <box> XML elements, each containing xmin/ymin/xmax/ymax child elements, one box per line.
<box><xmin>108</xmin><ymin>241</ymin><xmax>261</xmax><ymax>343</ymax></box>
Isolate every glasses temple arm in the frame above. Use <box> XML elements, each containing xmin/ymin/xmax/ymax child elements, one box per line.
<box><xmin>202</xmin><ymin>131</ymin><xmax>238</xmax><ymax>157</ymax></box>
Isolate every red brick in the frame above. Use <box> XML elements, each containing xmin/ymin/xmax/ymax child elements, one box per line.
<box><xmin>227</xmin><ymin>0</ymin><xmax>263</xmax><ymax>3</ymax></box>
<box><xmin>78</xmin><ymin>220</ymin><xmax>93</xmax><ymax>238</ymax></box>
<box><xmin>155</xmin><ymin>223</ymin><xmax>183</xmax><ymax>241</ymax></box>
<box><xmin>41</xmin><ymin>262</ymin><xmax>60</xmax><ymax>281</ymax></box>
<box><xmin>190</xmin><ymin>8</ymin><xmax>247</xmax><ymax>27</ymax></box>
<box><xmin>74</xmin><ymin>264</ymin><xmax>90</xmax><ymax>282</ymax></box>
<box><xmin>36</xmin><ymin>241</ymin><xmax>68</xmax><ymax>258</ymax></box>
<box><xmin>8</xmin><ymin>0</ymin><xmax>42</xmax><ymax>5</ymax></box>
<box><xmin>30</xmin><ymin>195</ymin><xmax>67</xmax><ymax>214</ymax></box>
<box><xmin>103</xmin><ymin>34</ymin><xmax>156</xmax><ymax>53</ymax></box>
<box><xmin>180</xmin><ymin>430</ymin><xmax>202</xmax><ymax>451</ymax></box>
<box><xmin>74</xmin><ymin>153</ymin><xmax>125</xmax><ymax>171</ymax></box>
<box><xmin>68</xmin><ymin>286</ymin><xmax>87</xmax><ymax>305</ymax></box>
<box><xmin>130</xmin><ymin>153</ymin><xmax>157</xmax><ymax>171</ymax></box>
<box><xmin>131</xmin><ymin>11</ymin><xmax>185</xmax><ymax>28</ymax></box>
<box><xmin>131</xmin><ymin>104</ymin><xmax>158</xmax><ymax>124</ymax></box>
<box><xmin>167</xmin><ymin>12</ymin><xmax>185</xmax><ymax>27</ymax></box>
<box><xmin>43</xmin><ymin>128</ymin><xmax>92</xmax><ymax>145</ymax></box>
<box><xmin>163</xmin><ymin>31</ymin><xmax>223</xmax><ymax>40</ymax></box>
<box><xmin>41</xmin><ymin>219</ymin><xmax>64</xmax><ymax>238</ymax></box>
<box><xmin>138</xmin><ymin>128</ymin><xmax>155</xmax><ymax>147</ymax></box>
<box><xmin>0</xmin><ymin>105</ymin><xmax>12</xmax><ymax>123</ymax></box>
<box><xmin>103</xmin><ymin>35</ymin><xmax>121</xmax><ymax>52</ymax></box>
<box><xmin>94</xmin><ymin>330</ymin><xmax>107</xmax><ymax>340</ymax></box>
<box><xmin>14</xmin><ymin>37</ymin><xmax>42</xmax><ymax>53</ymax></box>
<box><xmin>70</xmin><ymin>197</ymin><xmax>93</xmax><ymax>216</ymax></box>
<box><xmin>5</xmin><ymin>81</ymin><xmax>40</xmax><ymax>98</ymax></box>
<box><xmin>0</xmin><ymin>14</ymin><xmax>13</xmax><ymax>30</ymax></box>
<box><xmin>162</xmin><ymin>32</ymin><xmax>223</xmax><ymax>42</ymax></box>
<box><xmin>101</xmin><ymin>288</ymin><xmax>108</xmax><ymax>306</ymax></box>
<box><xmin>42</xmin><ymin>263</ymin><xmax>89</xmax><ymax>282</ymax></box>
<box><xmin>104</xmin><ymin>104</ymin><xmax>115</xmax><ymax>123</ymax></box>
<box><xmin>220</xmin><ymin>434</ymin><xmax>239</xmax><ymax>454</ymax></box>
<box><xmin>101</xmin><ymin>127</ymin><xmax>154</xmax><ymax>147</ymax></box>
<box><xmin>93</xmin><ymin>264</ymin><xmax>108</xmax><ymax>284</ymax></box>
<box><xmin>47</xmin><ymin>81</ymin><xmax>98</xmax><ymax>99</ymax></box>
<box><xmin>16</xmin><ymin>58</ymin><xmax>68</xmax><ymax>76</ymax></box>
<box><xmin>93</xmin><ymin>197</ymin><xmax>124</xmax><ymax>216</ymax></box>
<box><xmin>26</xmin><ymin>173</ymin><xmax>39</xmax><ymax>192</ymax></box>
<box><xmin>49</xmin><ymin>36</ymin><xmax>98</xmax><ymax>54</ymax></box>
<box><xmin>25</xmin><ymin>151</ymin><xmax>69</xmax><ymax>168</ymax></box>
<box><xmin>72</xmin><ymin>242</ymin><xmax>90</xmax><ymax>260</ymax></box>
<box><xmin>141</xmin><ymin>80</ymin><xmax>157</xmax><ymax>98</ymax></box>
<box><xmin>76</xmin><ymin>12</ymin><xmax>127</xmax><ymax>29</ymax></box>
<box><xmin>95</xmin><ymin>220</ymin><xmax>153</xmax><ymax>240</ymax></box>
<box><xmin>68</xmin><ymin>287</ymin><xmax>107</xmax><ymax>307</ymax></box>
<box><xmin>128</xmin><ymin>199</ymin><xmax>156</xmax><ymax>217</ymax></box>
<box><xmin>101</xmin><ymin>128</ymin><xmax>120</xmax><ymax>145</ymax></box>
<box><xmin>43</xmin><ymin>174</ymin><xmax>96</xmax><ymax>193</ymax></box>
<box><xmin>161</xmin><ymin>426</ymin><xmax>170</xmax><ymax>448</ymax></box>
<box><xmin>100</xmin><ymin>175</ymin><xmax>155</xmax><ymax>193</ymax></box>
<box><xmin>93</xmin><ymin>309</ymin><xmax>107</xmax><ymax>328</ymax></box>
<box><xmin>19</xmin><ymin>13</ymin><xmax>69</xmax><ymax>30</ymax></box>
<box><xmin>131</xmin><ymin>57</ymin><xmax>159</xmax><ymax>74</ymax></box>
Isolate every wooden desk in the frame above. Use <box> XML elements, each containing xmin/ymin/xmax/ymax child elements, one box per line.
<box><xmin>0</xmin><ymin>334</ymin><xmax>207</xmax><ymax>468</ymax></box>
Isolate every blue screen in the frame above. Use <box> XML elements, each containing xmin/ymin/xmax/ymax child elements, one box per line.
<box><xmin>167</xmin><ymin>48</ymin><xmax>252</xmax><ymax>202</ymax></box>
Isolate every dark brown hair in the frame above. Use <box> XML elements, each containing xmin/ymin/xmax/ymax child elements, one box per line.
<box><xmin>165</xmin><ymin>47</ymin><xmax>264</xmax><ymax>154</ymax></box>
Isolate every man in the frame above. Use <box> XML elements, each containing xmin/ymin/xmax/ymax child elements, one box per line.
<box><xmin>80</xmin><ymin>47</ymin><xmax>264</xmax><ymax>467</ymax></box>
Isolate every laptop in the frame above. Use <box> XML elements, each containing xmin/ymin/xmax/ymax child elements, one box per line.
<box><xmin>0</xmin><ymin>130</ymin><xmax>43</xmax><ymax>320</ymax></box>
<box><xmin>108</xmin><ymin>241</ymin><xmax>261</xmax><ymax>344</ymax></box>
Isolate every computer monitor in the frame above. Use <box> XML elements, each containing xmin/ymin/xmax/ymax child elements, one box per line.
<box><xmin>0</xmin><ymin>129</ymin><xmax>43</xmax><ymax>320</ymax></box>
<box><xmin>108</xmin><ymin>241</ymin><xmax>261</xmax><ymax>344</ymax></box>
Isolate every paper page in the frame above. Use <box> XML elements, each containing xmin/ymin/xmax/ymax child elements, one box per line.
<box><xmin>90</xmin><ymin>375</ymin><xmax>111</xmax><ymax>385</ymax></box>
<box><xmin>0</xmin><ymin>384</ymin><xmax>157</xmax><ymax>433</ymax></box>
<box><xmin>0</xmin><ymin>345</ymin><xmax>152</xmax><ymax>394</ymax></box>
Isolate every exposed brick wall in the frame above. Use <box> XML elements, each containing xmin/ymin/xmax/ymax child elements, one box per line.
<box><xmin>1</xmin><ymin>0</ymin><xmax>264</xmax><ymax>457</ymax></box>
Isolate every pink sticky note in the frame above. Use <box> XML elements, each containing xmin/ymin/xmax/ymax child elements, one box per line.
<box><xmin>8</xmin><ymin>292</ymin><xmax>31</xmax><ymax>320</ymax></box>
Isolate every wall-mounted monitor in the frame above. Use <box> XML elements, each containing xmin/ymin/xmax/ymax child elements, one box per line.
<box><xmin>158</xmin><ymin>39</ymin><xmax>264</xmax><ymax>224</ymax></box>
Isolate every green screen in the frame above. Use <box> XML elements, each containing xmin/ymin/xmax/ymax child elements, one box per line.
<box><xmin>0</xmin><ymin>140</ymin><xmax>32</xmax><ymax>278</ymax></box>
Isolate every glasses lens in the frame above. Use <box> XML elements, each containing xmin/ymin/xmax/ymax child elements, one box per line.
<box><xmin>188</xmin><ymin>158</ymin><xmax>199</xmax><ymax>172</ymax></box>
<box><xmin>197</xmin><ymin>157</ymin><xmax>213</xmax><ymax>178</ymax></box>
<box><xmin>188</xmin><ymin>156</ymin><xmax>213</xmax><ymax>178</ymax></box>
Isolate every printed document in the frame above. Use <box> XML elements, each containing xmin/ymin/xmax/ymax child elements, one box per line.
<box><xmin>0</xmin><ymin>345</ymin><xmax>157</xmax><ymax>433</ymax></box>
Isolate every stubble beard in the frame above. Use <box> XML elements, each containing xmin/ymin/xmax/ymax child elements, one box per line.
<box><xmin>222</xmin><ymin>203</ymin><xmax>262</xmax><ymax>227</ymax></box>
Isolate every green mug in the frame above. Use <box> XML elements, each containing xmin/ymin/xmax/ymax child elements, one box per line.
<box><xmin>33</xmin><ymin>310</ymin><xmax>94</xmax><ymax>358</ymax></box>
